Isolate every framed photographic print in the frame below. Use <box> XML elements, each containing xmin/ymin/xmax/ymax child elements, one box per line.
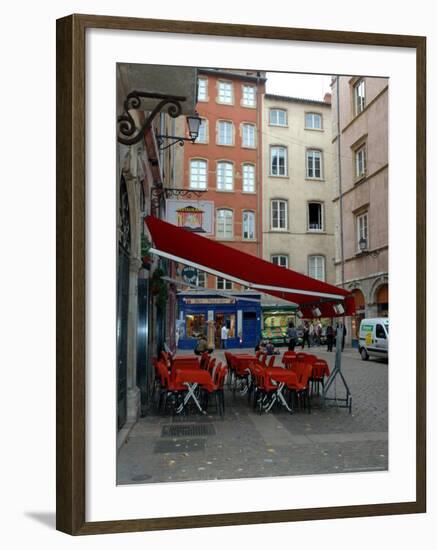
<box><xmin>56</xmin><ymin>14</ymin><xmax>426</xmax><ymax>535</ymax></box>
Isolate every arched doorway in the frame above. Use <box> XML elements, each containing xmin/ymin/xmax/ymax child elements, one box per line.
<box><xmin>351</xmin><ymin>288</ymin><xmax>365</xmax><ymax>347</ymax></box>
<box><xmin>376</xmin><ymin>284</ymin><xmax>389</xmax><ymax>317</ymax></box>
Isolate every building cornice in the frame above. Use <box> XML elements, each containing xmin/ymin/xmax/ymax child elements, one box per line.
<box><xmin>265</xmin><ymin>93</ymin><xmax>330</xmax><ymax>107</ymax></box>
<box><xmin>334</xmin><ymin>245</ymin><xmax>388</xmax><ymax>265</ymax></box>
<box><xmin>332</xmin><ymin>164</ymin><xmax>389</xmax><ymax>202</ymax></box>
<box><xmin>341</xmin><ymin>85</ymin><xmax>389</xmax><ymax>134</ymax></box>
<box><xmin>199</xmin><ymin>68</ymin><xmax>267</xmax><ymax>84</ymax></box>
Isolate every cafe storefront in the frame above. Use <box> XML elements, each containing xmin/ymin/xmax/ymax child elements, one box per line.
<box><xmin>176</xmin><ymin>292</ymin><xmax>262</xmax><ymax>350</ymax></box>
<box><xmin>261</xmin><ymin>305</ymin><xmax>298</xmax><ymax>346</ymax></box>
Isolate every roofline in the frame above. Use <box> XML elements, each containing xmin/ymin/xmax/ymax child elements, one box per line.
<box><xmin>265</xmin><ymin>93</ymin><xmax>331</xmax><ymax>106</ymax></box>
<box><xmin>199</xmin><ymin>68</ymin><xmax>267</xmax><ymax>83</ymax></box>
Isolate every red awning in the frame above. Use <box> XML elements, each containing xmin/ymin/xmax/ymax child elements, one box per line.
<box><xmin>145</xmin><ymin>216</ymin><xmax>355</xmax><ymax>317</ymax></box>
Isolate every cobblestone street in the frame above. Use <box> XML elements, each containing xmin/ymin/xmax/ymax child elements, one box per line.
<box><xmin>117</xmin><ymin>347</ymin><xmax>388</xmax><ymax>484</ymax></box>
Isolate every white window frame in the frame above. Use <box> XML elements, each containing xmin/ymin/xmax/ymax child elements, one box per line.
<box><xmin>241</xmin><ymin>85</ymin><xmax>256</xmax><ymax>107</ymax></box>
<box><xmin>217</xmin><ymin>120</ymin><xmax>234</xmax><ymax>146</ymax></box>
<box><xmin>271</xmin><ymin>199</ymin><xmax>288</xmax><ymax>230</ymax></box>
<box><xmin>217</xmin><ymin>80</ymin><xmax>233</xmax><ymax>104</ymax></box>
<box><xmin>216</xmin><ymin>161</ymin><xmax>234</xmax><ymax>191</ymax></box>
<box><xmin>242</xmin><ymin>210</ymin><xmax>256</xmax><ymax>240</ymax></box>
<box><xmin>189</xmin><ymin>159</ymin><xmax>207</xmax><ymax>190</ymax></box>
<box><xmin>217</xmin><ymin>277</ymin><xmax>232</xmax><ymax>290</ymax></box>
<box><xmin>196</xmin><ymin>270</ymin><xmax>206</xmax><ymax>288</ymax></box>
<box><xmin>197</xmin><ymin>77</ymin><xmax>208</xmax><ymax>102</ymax></box>
<box><xmin>306</xmin><ymin>149</ymin><xmax>323</xmax><ymax>179</ymax></box>
<box><xmin>271</xmin><ymin>255</ymin><xmax>289</xmax><ymax>268</ymax></box>
<box><xmin>270</xmin><ymin>146</ymin><xmax>287</xmax><ymax>176</ymax></box>
<box><xmin>242</xmin><ymin>163</ymin><xmax>256</xmax><ymax>193</ymax></box>
<box><xmin>216</xmin><ymin>208</ymin><xmax>234</xmax><ymax>239</ymax></box>
<box><xmin>308</xmin><ymin>255</ymin><xmax>326</xmax><ymax>281</ymax></box>
<box><xmin>307</xmin><ymin>202</ymin><xmax>324</xmax><ymax>232</ymax></box>
<box><xmin>354</xmin><ymin>79</ymin><xmax>366</xmax><ymax>115</ymax></box>
<box><xmin>355</xmin><ymin>144</ymin><xmax>367</xmax><ymax>179</ymax></box>
<box><xmin>269</xmin><ymin>109</ymin><xmax>287</xmax><ymax>126</ymax></box>
<box><xmin>196</xmin><ymin>118</ymin><xmax>208</xmax><ymax>144</ymax></box>
<box><xmin>242</xmin><ymin>123</ymin><xmax>256</xmax><ymax>148</ymax></box>
<box><xmin>357</xmin><ymin>212</ymin><xmax>369</xmax><ymax>251</ymax></box>
<box><xmin>305</xmin><ymin>112</ymin><xmax>323</xmax><ymax>130</ymax></box>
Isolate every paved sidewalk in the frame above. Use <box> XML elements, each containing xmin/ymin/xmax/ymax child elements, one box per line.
<box><xmin>117</xmin><ymin>347</ymin><xmax>388</xmax><ymax>484</ymax></box>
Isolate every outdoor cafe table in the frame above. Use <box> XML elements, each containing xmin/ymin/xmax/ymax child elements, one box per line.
<box><xmin>264</xmin><ymin>367</ymin><xmax>299</xmax><ymax>413</ymax></box>
<box><xmin>265</xmin><ymin>367</ymin><xmax>298</xmax><ymax>386</ymax></box>
<box><xmin>173</xmin><ymin>368</ymin><xmax>214</xmax><ymax>414</ymax></box>
<box><xmin>233</xmin><ymin>354</ymin><xmax>258</xmax><ymax>370</ymax></box>
<box><xmin>172</xmin><ymin>355</ymin><xmax>199</xmax><ymax>364</ymax></box>
<box><xmin>170</xmin><ymin>360</ymin><xmax>200</xmax><ymax>371</ymax></box>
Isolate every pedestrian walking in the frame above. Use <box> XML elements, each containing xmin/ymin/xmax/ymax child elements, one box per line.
<box><xmin>341</xmin><ymin>323</ymin><xmax>347</xmax><ymax>351</ymax></box>
<box><xmin>286</xmin><ymin>321</ymin><xmax>298</xmax><ymax>351</ymax></box>
<box><xmin>265</xmin><ymin>340</ymin><xmax>275</xmax><ymax>355</ymax></box>
<box><xmin>316</xmin><ymin>321</ymin><xmax>322</xmax><ymax>346</ymax></box>
<box><xmin>309</xmin><ymin>323</ymin><xmax>315</xmax><ymax>346</ymax></box>
<box><xmin>301</xmin><ymin>322</ymin><xmax>310</xmax><ymax>349</ymax></box>
<box><xmin>326</xmin><ymin>324</ymin><xmax>334</xmax><ymax>352</ymax></box>
<box><xmin>220</xmin><ymin>324</ymin><xmax>229</xmax><ymax>349</ymax></box>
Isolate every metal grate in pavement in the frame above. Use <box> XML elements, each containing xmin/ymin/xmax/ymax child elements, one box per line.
<box><xmin>161</xmin><ymin>424</ymin><xmax>216</xmax><ymax>438</ymax></box>
<box><xmin>154</xmin><ymin>438</ymin><xmax>206</xmax><ymax>453</ymax></box>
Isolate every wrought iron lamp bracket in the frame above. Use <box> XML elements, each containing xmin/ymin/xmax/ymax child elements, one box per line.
<box><xmin>117</xmin><ymin>91</ymin><xmax>186</xmax><ymax>146</ymax></box>
<box><xmin>150</xmin><ymin>187</ymin><xmax>207</xmax><ymax>215</ymax></box>
<box><xmin>156</xmin><ymin>135</ymin><xmax>196</xmax><ymax>151</ymax></box>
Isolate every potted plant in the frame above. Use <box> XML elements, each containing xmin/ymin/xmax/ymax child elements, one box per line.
<box><xmin>151</xmin><ymin>267</ymin><xmax>168</xmax><ymax>310</ymax></box>
<box><xmin>141</xmin><ymin>234</ymin><xmax>152</xmax><ymax>269</ymax></box>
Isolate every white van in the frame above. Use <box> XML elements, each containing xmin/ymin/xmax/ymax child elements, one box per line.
<box><xmin>358</xmin><ymin>318</ymin><xmax>389</xmax><ymax>360</ymax></box>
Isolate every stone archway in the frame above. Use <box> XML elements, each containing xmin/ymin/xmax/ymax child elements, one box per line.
<box><xmin>375</xmin><ymin>283</ymin><xmax>389</xmax><ymax>317</ymax></box>
<box><xmin>351</xmin><ymin>287</ymin><xmax>366</xmax><ymax>345</ymax></box>
<box><xmin>370</xmin><ymin>276</ymin><xmax>389</xmax><ymax>318</ymax></box>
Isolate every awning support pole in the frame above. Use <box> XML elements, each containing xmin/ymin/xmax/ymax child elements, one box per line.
<box><xmin>322</xmin><ymin>326</ymin><xmax>352</xmax><ymax>413</ymax></box>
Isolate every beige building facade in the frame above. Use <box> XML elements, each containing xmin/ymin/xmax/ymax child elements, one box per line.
<box><xmin>331</xmin><ymin>76</ymin><xmax>389</xmax><ymax>346</ymax></box>
<box><xmin>262</xmin><ymin>94</ymin><xmax>336</xmax><ymax>291</ymax></box>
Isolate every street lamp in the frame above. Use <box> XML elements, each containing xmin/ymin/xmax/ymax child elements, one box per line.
<box><xmin>186</xmin><ymin>113</ymin><xmax>202</xmax><ymax>141</ymax></box>
<box><xmin>359</xmin><ymin>236</ymin><xmax>368</xmax><ymax>252</ymax></box>
<box><xmin>156</xmin><ymin>111</ymin><xmax>202</xmax><ymax>150</ymax></box>
<box><xmin>358</xmin><ymin>236</ymin><xmax>380</xmax><ymax>258</ymax></box>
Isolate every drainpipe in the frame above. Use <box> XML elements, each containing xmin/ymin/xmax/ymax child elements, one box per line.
<box><xmin>256</xmin><ymin>74</ymin><xmax>262</xmax><ymax>259</ymax></box>
<box><xmin>335</xmin><ymin>76</ymin><xmax>345</xmax><ymax>288</ymax></box>
<box><xmin>335</xmin><ymin>76</ymin><xmax>347</xmax><ymax>344</ymax></box>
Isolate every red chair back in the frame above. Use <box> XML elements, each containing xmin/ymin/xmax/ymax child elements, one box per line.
<box><xmin>290</xmin><ymin>361</ymin><xmax>312</xmax><ymax>387</ymax></box>
<box><xmin>161</xmin><ymin>350</ymin><xmax>172</xmax><ymax>368</ymax></box>
<box><xmin>207</xmin><ymin>357</ymin><xmax>216</xmax><ymax>376</ymax></box>
<box><xmin>216</xmin><ymin>365</ymin><xmax>228</xmax><ymax>389</ymax></box>
<box><xmin>156</xmin><ymin>360</ymin><xmax>170</xmax><ymax>387</ymax></box>
<box><xmin>224</xmin><ymin>351</ymin><xmax>234</xmax><ymax>369</ymax></box>
<box><xmin>200</xmin><ymin>351</ymin><xmax>210</xmax><ymax>369</ymax></box>
<box><xmin>252</xmin><ymin>364</ymin><xmax>267</xmax><ymax>391</ymax></box>
<box><xmin>296</xmin><ymin>352</ymin><xmax>309</xmax><ymax>361</ymax></box>
<box><xmin>265</xmin><ymin>355</ymin><xmax>276</xmax><ymax>369</ymax></box>
<box><xmin>312</xmin><ymin>360</ymin><xmax>330</xmax><ymax>379</ymax></box>
<box><xmin>282</xmin><ymin>351</ymin><xmax>297</xmax><ymax>369</ymax></box>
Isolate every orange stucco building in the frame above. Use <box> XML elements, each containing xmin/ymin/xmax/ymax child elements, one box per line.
<box><xmin>182</xmin><ymin>69</ymin><xmax>266</xmax><ymax>290</ymax></box>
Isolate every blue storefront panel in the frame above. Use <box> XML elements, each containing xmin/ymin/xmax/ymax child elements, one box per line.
<box><xmin>177</xmin><ymin>293</ymin><xmax>261</xmax><ymax>351</ymax></box>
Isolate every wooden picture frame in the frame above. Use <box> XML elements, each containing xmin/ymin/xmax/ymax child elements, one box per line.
<box><xmin>56</xmin><ymin>13</ymin><xmax>426</xmax><ymax>535</ymax></box>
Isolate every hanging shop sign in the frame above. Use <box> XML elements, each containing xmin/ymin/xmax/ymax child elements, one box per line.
<box><xmin>166</xmin><ymin>199</ymin><xmax>214</xmax><ymax>234</ymax></box>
